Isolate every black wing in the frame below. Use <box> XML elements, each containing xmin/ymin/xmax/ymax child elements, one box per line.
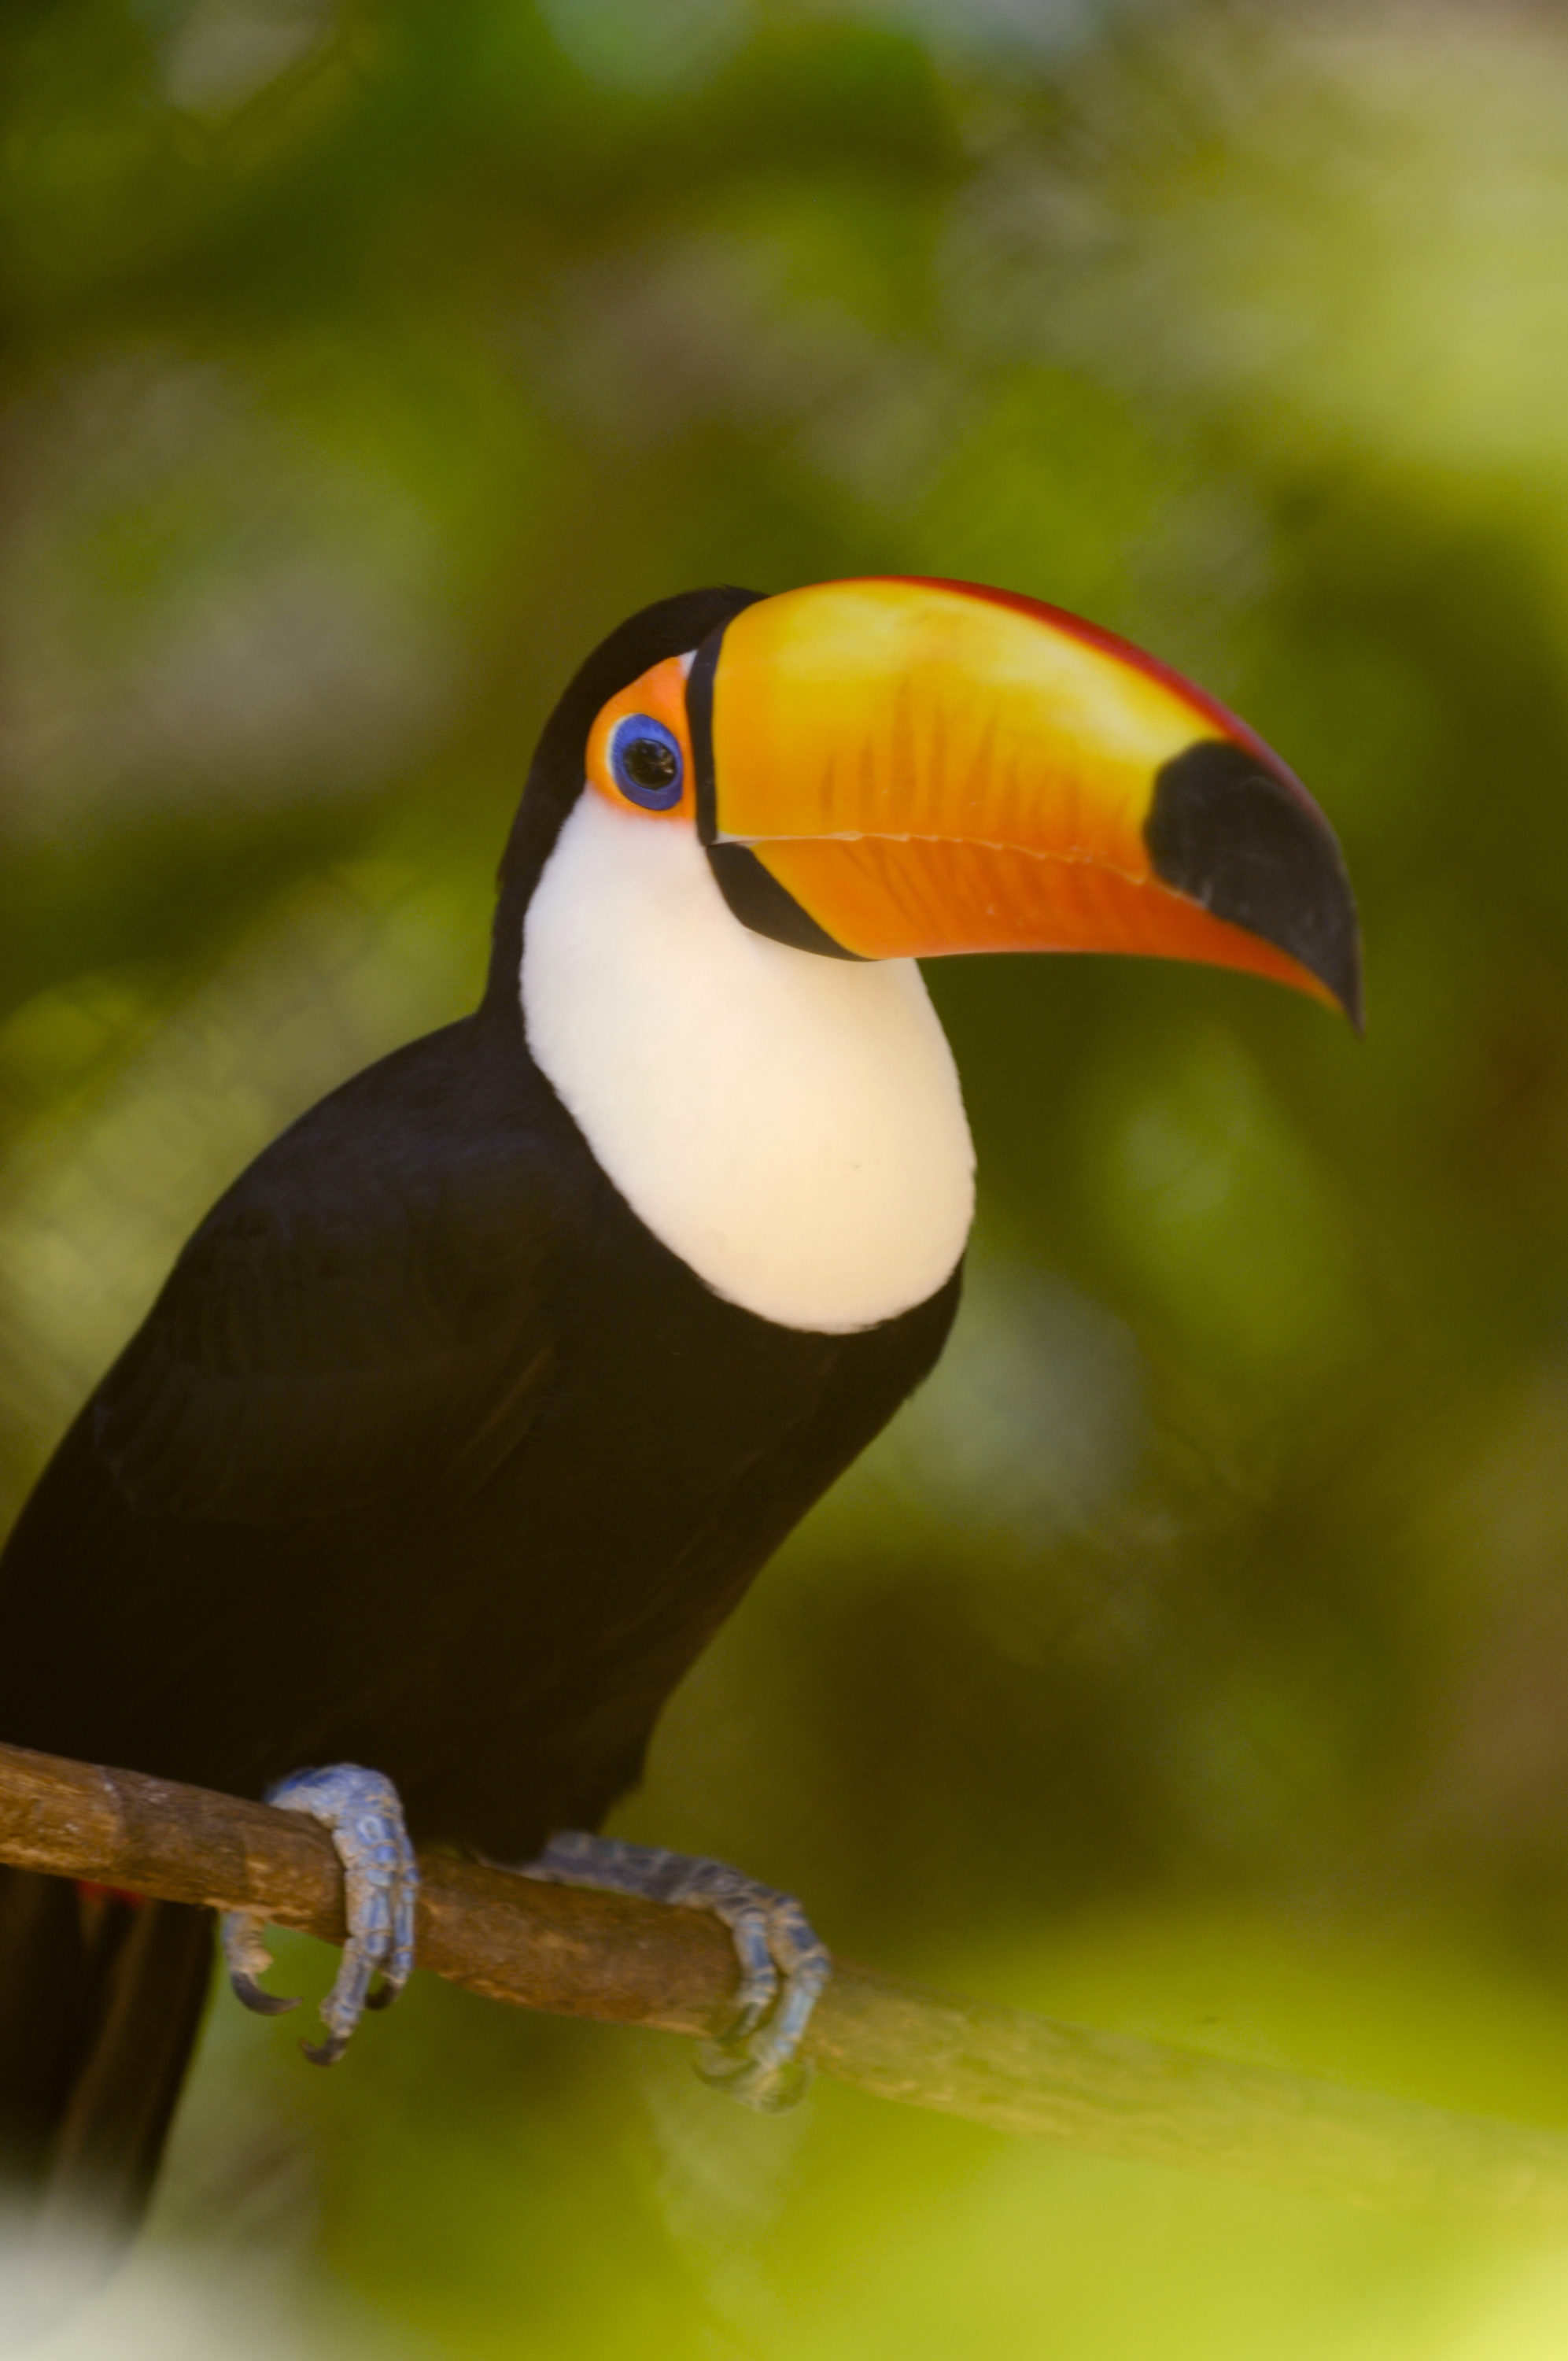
<box><xmin>0</xmin><ymin>1018</ymin><xmax>574</xmax><ymax>1790</ymax></box>
<box><xmin>57</xmin><ymin>1018</ymin><xmax>560</xmax><ymax>1528</ymax></box>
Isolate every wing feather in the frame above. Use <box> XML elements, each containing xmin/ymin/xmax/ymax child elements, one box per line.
<box><xmin>87</xmin><ymin>1024</ymin><xmax>560</xmax><ymax>1524</ymax></box>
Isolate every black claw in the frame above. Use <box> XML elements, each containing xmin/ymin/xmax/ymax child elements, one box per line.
<box><xmin>231</xmin><ymin>1971</ymin><xmax>301</xmax><ymax>2018</ymax></box>
<box><xmin>301</xmin><ymin>2032</ymin><xmax>350</xmax><ymax>2067</ymax></box>
<box><xmin>748</xmin><ymin>2062</ymin><xmax>810</xmax><ymax>2115</ymax></box>
<box><xmin>697</xmin><ymin>2043</ymin><xmax>809</xmax><ymax>2112</ymax></box>
<box><xmin>364</xmin><ymin>1978</ymin><xmax>403</xmax><ymax>2012</ymax></box>
<box><xmin>701</xmin><ymin>2030</ymin><xmax>755</xmax><ymax>2075</ymax></box>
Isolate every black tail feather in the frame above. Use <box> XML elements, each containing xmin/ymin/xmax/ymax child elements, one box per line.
<box><xmin>0</xmin><ymin>1868</ymin><xmax>212</xmax><ymax>2245</ymax></box>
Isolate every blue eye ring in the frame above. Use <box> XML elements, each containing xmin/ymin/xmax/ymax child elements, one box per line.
<box><xmin>609</xmin><ymin>715</ymin><xmax>684</xmax><ymax>810</ymax></box>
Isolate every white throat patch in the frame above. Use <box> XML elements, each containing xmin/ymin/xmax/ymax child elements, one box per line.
<box><xmin>521</xmin><ymin>792</ymin><xmax>975</xmax><ymax>1333</ymax></box>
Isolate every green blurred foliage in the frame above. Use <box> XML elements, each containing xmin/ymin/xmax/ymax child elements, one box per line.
<box><xmin>8</xmin><ymin>0</ymin><xmax>1568</xmax><ymax>2352</ymax></box>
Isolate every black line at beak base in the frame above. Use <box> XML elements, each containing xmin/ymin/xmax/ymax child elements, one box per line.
<box><xmin>707</xmin><ymin>844</ymin><xmax>865</xmax><ymax>960</ymax></box>
<box><xmin>1146</xmin><ymin>740</ymin><xmax>1363</xmax><ymax>1030</ymax></box>
<box><xmin>686</xmin><ymin>602</ymin><xmax>864</xmax><ymax>961</ymax></box>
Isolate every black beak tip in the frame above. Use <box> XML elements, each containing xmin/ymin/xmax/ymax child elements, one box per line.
<box><xmin>1146</xmin><ymin>739</ymin><xmax>1363</xmax><ymax>1035</ymax></box>
<box><xmin>1341</xmin><ymin>957</ymin><xmax>1367</xmax><ymax>1040</ymax></box>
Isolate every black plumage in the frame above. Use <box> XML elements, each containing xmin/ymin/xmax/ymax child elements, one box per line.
<box><xmin>0</xmin><ymin>588</ymin><xmax>960</xmax><ymax>2233</ymax></box>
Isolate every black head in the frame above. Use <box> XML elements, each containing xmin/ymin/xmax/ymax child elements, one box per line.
<box><xmin>483</xmin><ymin>587</ymin><xmax>764</xmax><ymax>1012</ymax></box>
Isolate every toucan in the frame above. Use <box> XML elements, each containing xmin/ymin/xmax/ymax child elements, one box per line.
<box><xmin>0</xmin><ymin>576</ymin><xmax>1359</xmax><ymax>2241</ymax></box>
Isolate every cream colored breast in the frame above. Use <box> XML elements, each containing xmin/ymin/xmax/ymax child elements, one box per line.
<box><xmin>521</xmin><ymin>792</ymin><xmax>975</xmax><ymax>1334</ymax></box>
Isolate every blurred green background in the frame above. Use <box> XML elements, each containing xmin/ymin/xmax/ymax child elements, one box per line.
<box><xmin>9</xmin><ymin>0</ymin><xmax>1568</xmax><ymax>2352</ymax></box>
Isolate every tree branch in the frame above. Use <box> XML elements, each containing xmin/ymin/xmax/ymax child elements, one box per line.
<box><xmin>1</xmin><ymin>1735</ymin><xmax>1565</xmax><ymax>2230</ymax></box>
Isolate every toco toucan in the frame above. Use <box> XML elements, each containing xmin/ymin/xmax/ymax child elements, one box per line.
<box><xmin>0</xmin><ymin>576</ymin><xmax>1360</xmax><ymax>2241</ymax></box>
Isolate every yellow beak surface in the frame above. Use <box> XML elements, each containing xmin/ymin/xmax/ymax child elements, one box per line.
<box><xmin>688</xmin><ymin>577</ymin><xmax>1360</xmax><ymax>1023</ymax></box>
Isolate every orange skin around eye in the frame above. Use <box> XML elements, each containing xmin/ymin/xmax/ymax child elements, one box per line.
<box><xmin>585</xmin><ymin>657</ymin><xmax>699</xmax><ymax>823</ymax></box>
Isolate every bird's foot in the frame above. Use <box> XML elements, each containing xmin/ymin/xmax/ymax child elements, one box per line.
<box><xmin>221</xmin><ymin>1763</ymin><xmax>419</xmax><ymax>2065</ymax></box>
<box><xmin>523</xmin><ymin>1832</ymin><xmax>831</xmax><ymax>2112</ymax></box>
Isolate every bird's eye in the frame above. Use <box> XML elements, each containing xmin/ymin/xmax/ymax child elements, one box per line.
<box><xmin>610</xmin><ymin>716</ymin><xmax>684</xmax><ymax>811</ymax></box>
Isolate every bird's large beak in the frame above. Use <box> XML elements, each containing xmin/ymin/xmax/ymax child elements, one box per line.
<box><xmin>688</xmin><ymin>576</ymin><xmax>1361</xmax><ymax>1026</ymax></box>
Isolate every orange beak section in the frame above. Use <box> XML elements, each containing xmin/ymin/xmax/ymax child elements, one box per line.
<box><xmin>693</xmin><ymin>578</ymin><xmax>1360</xmax><ymax>1024</ymax></box>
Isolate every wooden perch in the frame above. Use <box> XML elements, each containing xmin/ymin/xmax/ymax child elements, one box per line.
<box><xmin>1</xmin><ymin>1734</ymin><xmax>1566</xmax><ymax>2231</ymax></box>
